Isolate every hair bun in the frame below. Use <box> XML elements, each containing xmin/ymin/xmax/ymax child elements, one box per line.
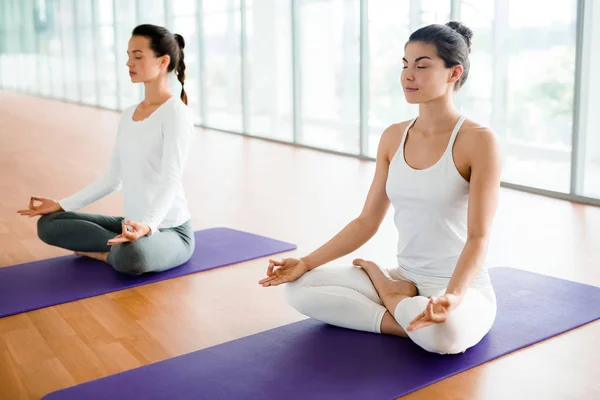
<box><xmin>174</xmin><ymin>33</ymin><xmax>185</xmax><ymax>50</ymax></box>
<box><xmin>446</xmin><ymin>21</ymin><xmax>473</xmax><ymax>51</ymax></box>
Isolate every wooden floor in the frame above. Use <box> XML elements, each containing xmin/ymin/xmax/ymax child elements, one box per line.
<box><xmin>1</xmin><ymin>91</ymin><xmax>599</xmax><ymax>400</ymax></box>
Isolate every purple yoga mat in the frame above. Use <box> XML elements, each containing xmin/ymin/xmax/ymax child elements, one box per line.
<box><xmin>43</xmin><ymin>267</ymin><xmax>600</xmax><ymax>400</ymax></box>
<box><xmin>0</xmin><ymin>227</ymin><xmax>296</xmax><ymax>318</ymax></box>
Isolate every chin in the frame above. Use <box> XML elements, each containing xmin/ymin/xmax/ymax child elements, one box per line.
<box><xmin>403</xmin><ymin>93</ymin><xmax>423</xmax><ymax>104</ymax></box>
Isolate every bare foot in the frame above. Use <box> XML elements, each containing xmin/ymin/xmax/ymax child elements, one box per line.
<box><xmin>353</xmin><ymin>258</ymin><xmax>417</xmax><ymax>315</ymax></box>
<box><xmin>75</xmin><ymin>251</ymin><xmax>109</xmax><ymax>263</ymax></box>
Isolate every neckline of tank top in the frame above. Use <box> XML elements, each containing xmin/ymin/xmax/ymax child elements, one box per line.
<box><xmin>398</xmin><ymin>115</ymin><xmax>467</xmax><ymax>172</ymax></box>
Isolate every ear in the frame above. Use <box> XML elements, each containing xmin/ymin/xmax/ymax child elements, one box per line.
<box><xmin>158</xmin><ymin>54</ymin><xmax>171</xmax><ymax>71</ymax></box>
<box><xmin>448</xmin><ymin>64</ymin><xmax>464</xmax><ymax>85</ymax></box>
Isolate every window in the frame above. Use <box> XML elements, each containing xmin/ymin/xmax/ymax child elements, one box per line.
<box><xmin>367</xmin><ymin>1</ymin><xmax>412</xmax><ymax>157</ymax></box>
<box><xmin>48</xmin><ymin>0</ymin><xmax>64</xmax><ymax>99</ymax></box>
<box><xmin>138</xmin><ymin>0</ymin><xmax>166</xmax><ymax>25</ymax></box>
<box><xmin>76</xmin><ymin>26</ymin><xmax>97</xmax><ymax>105</ymax></box>
<box><xmin>61</xmin><ymin>0</ymin><xmax>79</xmax><ymax>102</ymax></box>
<box><xmin>455</xmin><ymin>0</ymin><xmax>494</xmax><ymax>130</ymax></box>
<box><xmin>297</xmin><ymin>0</ymin><xmax>360</xmax><ymax>154</ymax></box>
<box><xmin>172</xmin><ymin>15</ymin><xmax>202</xmax><ymax>122</ymax></box>
<box><xmin>204</xmin><ymin>0</ymin><xmax>240</xmax><ymax>13</ymax></box>
<box><xmin>245</xmin><ymin>0</ymin><xmax>293</xmax><ymax>141</ymax></box>
<box><xmin>580</xmin><ymin>0</ymin><xmax>600</xmax><ymax>198</ymax></box>
<box><xmin>97</xmin><ymin>25</ymin><xmax>118</xmax><ymax>109</ymax></box>
<box><xmin>172</xmin><ymin>0</ymin><xmax>198</xmax><ymax>15</ymax></box>
<box><xmin>95</xmin><ymin>0</ymin><xmax>117</xmax><ymax>109</ymax></box>
<box><xmin>367</xmin><ymin>0</ymin><xmax>449</xmax><ymax>157</ymax></box>
<box><xmin>203</xmin><ymin>8</ymin><xmax>243</xmax><ymax>131</ymax></box>
<box><xmin>0</xmin><ymin>0</ymin><xmax>597</xmax><ymax>204</ymax></box>
<box><xmin>115</xmin><ymin>0</ymin><xmax>141</xmax><ymax>109</ymax></box>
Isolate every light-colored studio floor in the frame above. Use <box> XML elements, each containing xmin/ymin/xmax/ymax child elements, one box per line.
<box><xmin>0</xmin><ymin>91</ymin><xmax>599</xmax><ymax>400</ymax></box>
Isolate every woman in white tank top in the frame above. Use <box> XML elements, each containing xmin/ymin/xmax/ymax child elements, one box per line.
<box><xmin>259</xmin><ymin>21</ymin><xmax>502</xmax><ymax>355</ymax></box>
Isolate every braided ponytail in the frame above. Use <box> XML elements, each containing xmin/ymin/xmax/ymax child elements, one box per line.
<box><xmin>173</xmin><ymin>33</ymin><xmax>187</xmax><ymax>105</ymax></box>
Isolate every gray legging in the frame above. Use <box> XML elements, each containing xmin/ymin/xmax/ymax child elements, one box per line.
<box><xmin>37</xmin><ymin>211</ymin><xmax>195</xmax><ymax>276</ymax></box>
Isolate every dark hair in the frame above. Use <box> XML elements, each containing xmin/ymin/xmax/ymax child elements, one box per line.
<box><xmin>131</xmin><ymin>24</ymin><xmax>187</xmax><ymax>104</ymax></box>
<box><xmin>407</xmin><ymin>21</ymin><xmax>473</xmax><ymax>90</ymax></box>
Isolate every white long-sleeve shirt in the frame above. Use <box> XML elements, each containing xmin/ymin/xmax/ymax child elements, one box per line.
<box><xmin>59</xmin><ymin>97</ymin><xmax>194</xmax><ymax>233</ymax></box>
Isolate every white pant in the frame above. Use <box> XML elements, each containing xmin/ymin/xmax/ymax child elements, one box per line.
<box><xmin>284</xmin><ymin>265</ymin><xmax>497</xmax><ymax>355</ymax></box>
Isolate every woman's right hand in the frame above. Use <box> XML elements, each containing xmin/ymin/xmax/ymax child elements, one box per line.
<box><xmin>259</xmin><ymin>257</ymin><xmax>310</xmax><ymax>287</ymax></box>
<box><xmin>17</xmin><ymin>196</ymin><xmax>63</xmax><ymax>217</ymax></box>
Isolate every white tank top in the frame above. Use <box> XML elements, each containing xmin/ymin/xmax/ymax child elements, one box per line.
<box><xmin>385</xmin><ymin>116</ymin><xmax>491</xmax><ymax>288</ymax></box>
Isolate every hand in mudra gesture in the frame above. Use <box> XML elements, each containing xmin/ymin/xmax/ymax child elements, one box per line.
<box><xmin>258</xmin><ymin>258</ymin><xmax>309</xmax><ymax>287</ymax></box>
<box><xmin>407</xmin><ymin>293</ymin><xmax>462</xmax><ymax>331</ymax></box>
<box><xmin>17</xmin><ymin>196</ymin><xmax>62</xmax><ymax>217</ymax></box>
<box><xmin>107</xmin><ymin>221</ymin><xmax>151</xmax><ymax>245</ymax></box>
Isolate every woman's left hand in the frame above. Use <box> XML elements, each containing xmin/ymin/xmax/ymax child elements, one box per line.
<box><xmin>407</xmin><ymin>293</ymin><xmax>462</xmax><ymax>332</ymax></box>
<box><xmin>107</xmin><ymin>221</ymin><xmax>151</xmax><ymax>245</ymax></box>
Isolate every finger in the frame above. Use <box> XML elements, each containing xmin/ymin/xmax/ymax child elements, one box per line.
<box><xmin>266</xmin><ymin>263</ymin><xmax>275</xmax><ymax>276</ymax></box>
<box><xmin>29</xmin><ymin>197</ymin><xmax>36</xmax><ymax>210</ymax></box>
<box><xmin>17</xmin><ymin>209</ymin><xmax>34</xmax><ymax>215</ymax></box>
<box><xmin>409</xmin><ymin>311</ymin><xmax>426</xmax><ymax>326</ymax></box>
<box><xmin>436</xmin><ymin>296</ymin><xmax>451</xmax><ymax>307</ymax></box>
<box><xmin>124</xmin><ymin>220</ymin><xmax>140</xmax><ymax>229</ymax></box>
<box><xmin>107</xmin><ymin>237</ymin><xmax>129</xmax><ymax>245</ymax></box>
<box><xmin>122</xmin><ymin>229</ymin><xmax>136</xmax><ymax>239</ymax></box>
<box><xmin>430</xmin><ymin>314</ymin><xmax>447</xmax><ymax>323</ymax></box>
<box><xmin>407</xmin><ymin>314</ymin><xmax>428</xmax><ymax>331</ymax></box>
<box><xmin>268</xmin><ymin>258</ymin><xmax>283</xmax><ymax>266</ymax></box>
<box><xmin>427</xmin><ymin>302</ymin><xmax>435</xmax><ymax>317</ymax></box>
<box><xmin>23</xmin><ymin>209</ymin><xmax>42</xmax><ymax>217</ymax></box>
<box><xmin>409</xmin><ymin>310</ymin><xmax>426</xmax><ymax>324</ymax></box>
<box><xmin>121</xmin><ymin>222</ymin><xmax>132</xmax><ymax>235</ymax></box>
<box><xmin>261</xmin><ymin>275</ymin><xmax>290</xmax><ymax>287</ymax></box>
<box><xmin>258</xmin><ymin>274</ymin><xmax>278</xmax><ymax>285</ymax></box>
<box><xmin>107</xmin><ymin>234</ymin><xmax>125</xmax><ymax>244</ymax></box>
<box><xmin>408</xmin><ymin>320</ymin><xmax>436</xmax><ymax>331</ymax></box>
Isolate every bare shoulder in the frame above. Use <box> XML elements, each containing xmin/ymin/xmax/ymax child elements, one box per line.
<box><xmin>457</xmin><ymin>119</ymin><xmax>501</xmax><ymax>160</ymax></box>
<box><xmin>378</xmin><ymin>119</ymin><xmax>414</xmax><ymax>161</ymax></box>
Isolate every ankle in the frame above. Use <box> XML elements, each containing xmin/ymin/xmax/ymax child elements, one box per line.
<box><xmin>380</xmin><ymin>311</ymin><xmax>408</xmax><ymax>338</ymax></box>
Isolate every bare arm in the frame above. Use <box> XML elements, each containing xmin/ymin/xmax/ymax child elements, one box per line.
<box><xmin>301</xmin><ymin>126</ymin><xmax>399</xmax><ymax>270</ymax></box>
<box><xmin>445</xmin><ymin>128</ymin><xmax>502</xmax><ymax>298</ymax></box>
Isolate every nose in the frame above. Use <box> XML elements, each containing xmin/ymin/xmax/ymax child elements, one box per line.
<box><xmin>126</xmin><ymin>59</ymin><xmax>133</xmax><ymax>68</ymax></box>
<box><xmin>401</xmin><ymin>69</ymin><xmax>415</xmax><ymax>83</ymax></box>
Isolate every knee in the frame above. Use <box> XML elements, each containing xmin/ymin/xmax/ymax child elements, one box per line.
<box><xmin>395</xmin><ymin>298</ymin><xmax>469</xmax><ymax>355</ymax></box>
<box><xmin>422</xmin><ymin>321</ymin><xmax>467</xmax><ymax>355</ymax></box>
<box><xmin>109</xmin><ymin>242</ymin><xmax>150</xmax><ymax>276</ymax></box>
<box><xmin>37</xmin><ymin>212</ymin><xmax>63</xmax><ymax>244</ymax></box>
<box><xmin>408</xmin><ymin>318</ymin><xmax>470</xmax><ymax>355</ymax></box>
